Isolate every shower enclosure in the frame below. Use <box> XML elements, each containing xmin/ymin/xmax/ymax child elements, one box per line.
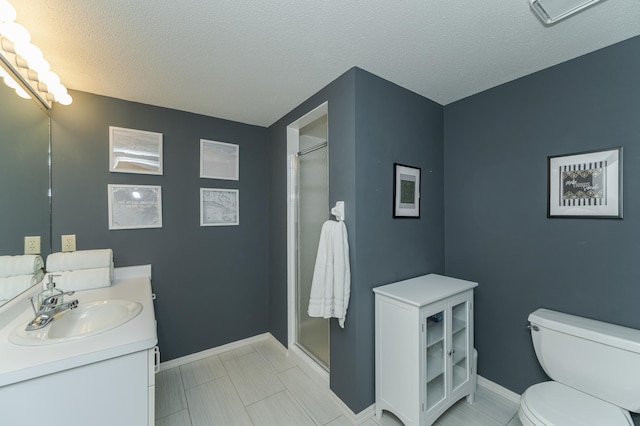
<box><xmin>287</xmin><ymin>103</ymin><xmax>330</xmax><ymax>371</ymax></box>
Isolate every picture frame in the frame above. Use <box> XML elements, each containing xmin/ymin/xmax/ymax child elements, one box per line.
<box><xmin>109</xmin><ymin>126</ymin><xmax>163</xmax><ymax>175</ymax></box>
<box><xmin>108</xmin><ymin>184</ymin><xmax>163</xmax><ymax>230</ymax></box>
<box><xmin>200</xmin><ymin>139</ymin><xmax>239</xmax><ymax>180</ymax></box>
<box><xmin>200</xmin><ymin>188</ymin><xmax>239</xmax><ymax>226</ymax></box>
<box><xmin>393</xmin><ymin>163</ymin><xmax>421</xmax><ymax>218</ymax></box>
<box><xmin>547</xmin><ymin>147</ymin><xmax>622</xmax><ymax>218</ymax></box>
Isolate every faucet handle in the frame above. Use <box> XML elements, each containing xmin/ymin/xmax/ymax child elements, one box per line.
<box><xmin>41</xmin><ymin>291</ymin><xmax>76</xmax><ymax>309</ymax></box>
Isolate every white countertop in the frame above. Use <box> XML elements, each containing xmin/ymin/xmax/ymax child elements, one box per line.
<box><xmin>0</xmin><ymin>265</ymin><xmax>157</xmax><ymax>387</ymax></box>
<box><xmin>373</xmin><ymin>273</ymin><xmax>478</xmax><ymax>307</ymax></box>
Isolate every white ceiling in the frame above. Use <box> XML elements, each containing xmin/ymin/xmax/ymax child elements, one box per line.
<box><xmin>12</xmin><ymin>0</ymin><xmax>640</xmax><ymax>127</ymax></box>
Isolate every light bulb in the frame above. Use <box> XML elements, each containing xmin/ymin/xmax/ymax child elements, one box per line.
<box><xmin>3</xmin><ymin>73</ymin><xmax>18</xmax><ymax>89</ymax></box>
<box><xmin>57</xmin><ymin>92</ymin><xmax>72</xmax><ymax>105</ymax></box>
<box><xmin>14</xmin><ymin>42</ymin><xmax>43</xmax><ymax>63</ymax></box>
<box><xmin>40</xmin><ymin>70</ymin><xmax>60</xmax><ymax>87</ymax></box>
<box><xmin>0</xmin><ymin>0</ymin><xmax>16</xmax><ymax>23</ymax></box>
<box><xmin>0</xmin><ymin>22</ymin><xmax>30</xmax><ymax>44</ymax></box>
<box><xmin>28</xmin><ymin>56</ymin><xmax>50</xmax><ymax>74</ymax></box>
<box><xmin>15</xmin><ymin>86</ymin><xmax>30</xmax><ymax>99</ymax></box>
<box><xmin>48</xmin><ymin>82</ymin><xmax>67</xmax><ymax>98</ymax></box>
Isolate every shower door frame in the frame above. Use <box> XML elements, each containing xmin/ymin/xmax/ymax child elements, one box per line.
<box><xmin>286</xmin><ymin>102</ymin><xmax>330</xmax><ymax>382</ymax></box>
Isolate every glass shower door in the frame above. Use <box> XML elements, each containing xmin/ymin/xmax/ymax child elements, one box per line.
<box><xmin>296</xmin><ymin>142</ymin><xmax>330</xmax><ymax>369</ymax></box>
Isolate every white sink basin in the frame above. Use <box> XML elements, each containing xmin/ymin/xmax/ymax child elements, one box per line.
<box><xmin>9</xmin><ymin>299</ymin><xmax>143</xmax><ymax>346</ymax></box>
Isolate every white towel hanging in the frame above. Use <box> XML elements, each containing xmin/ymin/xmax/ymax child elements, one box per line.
<box><xmin>307</xmin><ymin>219</ymin><xmax>351</xmax><ymax>328</ymax></box>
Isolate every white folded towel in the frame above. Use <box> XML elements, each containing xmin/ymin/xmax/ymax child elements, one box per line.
<box><xmin>47</xmin><ymin>249</ymin><xmax>113</xmax><ymax>272</ymax></box>
<box><xmin>44</xmin><ymin>267</ymin><xmax>113</xmax><ymax>292</ymax></box>
<box><xmin>0</xmin><ymin>271</ymin><xmax>45</xmax><ymax>302</ymax></box>
<box><xmin>308</xmin><ymin>220</ymin><xmax>351</xmax><ymax>328</ymax></box>
<box><xmin>0</xmin><ymin>255</ymin><xmax>44</xmax><ymax>278</ymax></box>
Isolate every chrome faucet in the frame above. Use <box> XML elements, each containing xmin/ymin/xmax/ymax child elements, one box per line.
<box><xmin>26</xmin><ymin>291</ymin><xmax>78</xmax><ymax>331</ymax></box>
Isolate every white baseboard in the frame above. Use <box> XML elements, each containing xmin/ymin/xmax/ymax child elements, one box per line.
<box><xmin>286</xmin><ymin>343</ymin><xmax>330</xmax><ymax>387</ymax></box>
<box><xmin>478</xmin><ymin>375</ymin><xmax>521</xmax><ymax>404</ymax></box>
<box><xmin>159</xmin><ymin>333</ymin><xmax>270</xmax><ymax>371</ymax></box>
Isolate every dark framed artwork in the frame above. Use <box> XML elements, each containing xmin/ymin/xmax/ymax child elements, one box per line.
<box><xmin>393</xmin><ymin>163</ymin><xmax>421</xmax><ymax>218</ymax></box>
<box><xmin>547</xmin><ymin>147</ymin><xmax>622</xmax><ymax>218</ymax></box>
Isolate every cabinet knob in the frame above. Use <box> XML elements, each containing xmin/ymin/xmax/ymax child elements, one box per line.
<box><xmin>448</xmin><ymin>349</ymin><xmax>456</xmax><ymax>356</ymax></box>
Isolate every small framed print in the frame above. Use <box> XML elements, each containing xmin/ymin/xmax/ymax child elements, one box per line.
<box><xmin>200</xmin><ymin>188</ymin><xmax>239</xmax><ymax>226</ymax></box>
<box><xmin>200</xmin><ymin>139</ymin><xmax>239</xmax><ymax>180</ymax></box>
<box><xmin>548</xmin><ymin>147</ymin><xmax>622</xmax><ymax>219</ymax></box>
<box><xmin>109</xmin><ymin>126</ymin><xmax>163</xmax><ymax>175</ymax></box>
<box><xmin>108</xmin><ymin>184</ymin><xmax>163</xmax><ymax>230</ymax></box>
<box><xmin>393</xmin><ymin>163</ymin><xmax>421</xmax><ymax>218</ymax></box>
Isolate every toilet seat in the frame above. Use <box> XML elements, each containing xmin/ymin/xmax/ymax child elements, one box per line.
<box><xmin>519</xmin><ymin>382</ymin><xmax>633</xmax><ymax>426</ymax></box>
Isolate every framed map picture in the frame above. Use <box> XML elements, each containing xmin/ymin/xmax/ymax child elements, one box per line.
<box><xmin>200</xmin><ymin>188</ymin><xmax>239</xmax><ymax>226</ymax></box>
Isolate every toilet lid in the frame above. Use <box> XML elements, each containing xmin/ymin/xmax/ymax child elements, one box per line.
<box><xmin>521</xmin><ymin>382</ymin><xmax>632</xmax><ymax>426</ymax></box>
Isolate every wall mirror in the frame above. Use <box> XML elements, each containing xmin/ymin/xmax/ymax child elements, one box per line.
<box><xmin>0</xmin><ymin>64</ymin><xmax>51</xmax><ymax>308</ymax></box>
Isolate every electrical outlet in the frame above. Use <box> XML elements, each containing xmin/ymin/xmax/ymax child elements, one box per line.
<box><xmin>24</xmin><ymin>236</ymin><xmax>41</xmax><ymax>254</ymax></box>
<box><xmin>61</xmin><ymin>234</ymin><xmax>76</xmax><ymax>252</ymax></box>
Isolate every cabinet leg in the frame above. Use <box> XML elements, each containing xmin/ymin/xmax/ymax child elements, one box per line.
<box><xmin>375</xmin><ymin>405</ymin><xmax>382</xmax><ymax>419</ymax></box>
<box><xmin>466</xmin><ymin>391</ymin><xmax>475</xmax><ymax>404</ymax></box>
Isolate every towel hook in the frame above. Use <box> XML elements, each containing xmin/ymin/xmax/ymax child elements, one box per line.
<box><xmin>331</xmin><ymin>201</ymin><xmax>345</xmax><ymax>221</ymax></box>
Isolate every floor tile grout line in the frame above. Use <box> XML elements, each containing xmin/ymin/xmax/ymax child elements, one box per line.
<box><xmin>219</xmin><ymin>351</ymin><xmax>257</xmax><ymax>425</ymax></box>
<box><xmin>252</xmin><ymin>340</ymin><xmax>332</xmax><ymax>425</ymax></box>
<box><xmin>176</xmin><ymin>365</ymin><xmax>195</xmax><ymax>426</ymax></box>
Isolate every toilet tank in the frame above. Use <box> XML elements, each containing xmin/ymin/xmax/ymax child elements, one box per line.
<box><xmin>529</xmin><ymin>308</ymin><xmax>640</xmax><ymax>413</ymax></box>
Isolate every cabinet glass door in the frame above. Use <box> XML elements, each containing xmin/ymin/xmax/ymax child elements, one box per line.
<box><xmin>425</xmin><ymin>310</ymin><xmax>446</xmax><ymax>411</ymax></box>
<box><xmin>451</xmin><ymin>300</ymin><xmax>469</xmax><ymax>392</ymax></box>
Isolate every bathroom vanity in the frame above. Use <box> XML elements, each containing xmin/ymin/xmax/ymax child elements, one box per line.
<box><xmin>374</xmin><ymin>273</ymin><xmax>478</xmax><ymax>426</ymax></box>
<box><xmin>0</xmin><ymin>265</ymin><xmax>158</xmax><ymax>426</ymax></box>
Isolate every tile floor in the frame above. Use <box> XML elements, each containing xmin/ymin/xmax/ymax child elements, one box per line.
<box><xmin>155</xmin><ymin>337</ymin><xmax>523</xmax><ymax>426</ymax></box>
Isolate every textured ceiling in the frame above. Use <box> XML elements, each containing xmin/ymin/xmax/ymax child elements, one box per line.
<box><xmin>11</xmin><ymin>0</ymin><xmax>640</xmax><ymax>127</ymax></box>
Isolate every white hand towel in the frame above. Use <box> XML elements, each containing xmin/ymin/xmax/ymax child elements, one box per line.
<box><xmin>44</xmin><ymin>266</ymin><xmax>113</xmax><ymax>292</ymax></box>
<box><xmin>0</xmin><ymin>271</ymin><xmax>45</xmax><ymax>302</ymax></box>
<box><xmin>46</xmin><ymin>249</ymin><xmax>113</xmax><ymax>272</ymax></box>
<box><xmin>308</xmin><ymin>220</ymin><xmax>351</xmax><ymax>328</ymax></box>
<box><xmin>0</xmin><ymin>255</ymin><xmax>44</xmax><ymax>278</ymax></box>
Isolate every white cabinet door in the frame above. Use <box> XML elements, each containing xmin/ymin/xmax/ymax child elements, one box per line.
<box><xmin>424</xmin><ymin>304</ymin><xmax>447</xmax><ymax>413</ymax></box>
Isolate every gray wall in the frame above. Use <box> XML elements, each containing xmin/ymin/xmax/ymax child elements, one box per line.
<box><xmin>268</xmin><ymin>67</ymin><xmax>444</xmax><ymax>412</ymax></box>
<box><xmin>0</xmin><ymin>82</ymin><xmax>50</xmax><ymax>257</ymax></box>
<box><xmin>443</xmin><ymin>35</ymin><xmax>640</xmax><ymax>394</ymax></box>
<box><xmin>50</xmin><ymin>90</ymin><xmax>270</xmax><ymax>361</ymax></box>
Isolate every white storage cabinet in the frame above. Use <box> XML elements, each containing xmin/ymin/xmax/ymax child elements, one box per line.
<box><xmin>374</xmin><ymin>274</ymin><xmax>478</xmax><ymax>426</ymax></box>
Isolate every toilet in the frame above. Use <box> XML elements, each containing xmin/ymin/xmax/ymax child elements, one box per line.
<box><xmin>519</xmin><ymin>308</ymin><xmax>640</xmax><ymax>426</ymax></box>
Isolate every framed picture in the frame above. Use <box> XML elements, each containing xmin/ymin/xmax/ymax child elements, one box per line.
<box><xmin>200</xmin><ymin>139</ymin><xmax>239</xmax><ymax>180</ymax></box>
<box><xmin>109</xmin><ymin>126</ymin><xmax>163</xmax><ymax>175</ymax></box>
<box><xmin>200</xmin><ymin>188</ymin><xmax>239</xmax><ymax>226</ymax></box>
<box><xmin>393</xmin><ymin>163</ymin><xmax>421</xmax><ymax>218</ymax></box>
<box><xmin>548</xmin><ymin>147</ymin><xmax>622</xmax><ymax>218</ymax></box>
<box><xmin>108</xmin><ymin>184</ymin><xmax>163</xmax><ymax>230</ymax></box>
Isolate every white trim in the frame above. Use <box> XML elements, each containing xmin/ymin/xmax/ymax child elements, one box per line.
<box><xmin>477</xmin><ymin>375</ymin><xmax>521</xmax><ymax>405</ymax></box>
<box><xmin>158</xmin><ymin>333</ymin><xmax>270</xmax><ymax>371</ymax></box>
<box><xmin>327</xmin><ymin>391</ymin><xmax>376</xmax><ymax>425</ymax></box>
<box><xmin>287</xmin><ymin>343</ymin><xmax>329</xmax><ymax>388</ymax></box>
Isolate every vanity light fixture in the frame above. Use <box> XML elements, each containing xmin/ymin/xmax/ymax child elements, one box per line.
<box><xmin>530</xmin><ymin>0</ymin><xmax>603</xmax><ymax>24</ymax></box>
<box><xmin>0</xmin><ymin>0</ymin><xmax>72</xmax><ymax>108</ymax></box>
